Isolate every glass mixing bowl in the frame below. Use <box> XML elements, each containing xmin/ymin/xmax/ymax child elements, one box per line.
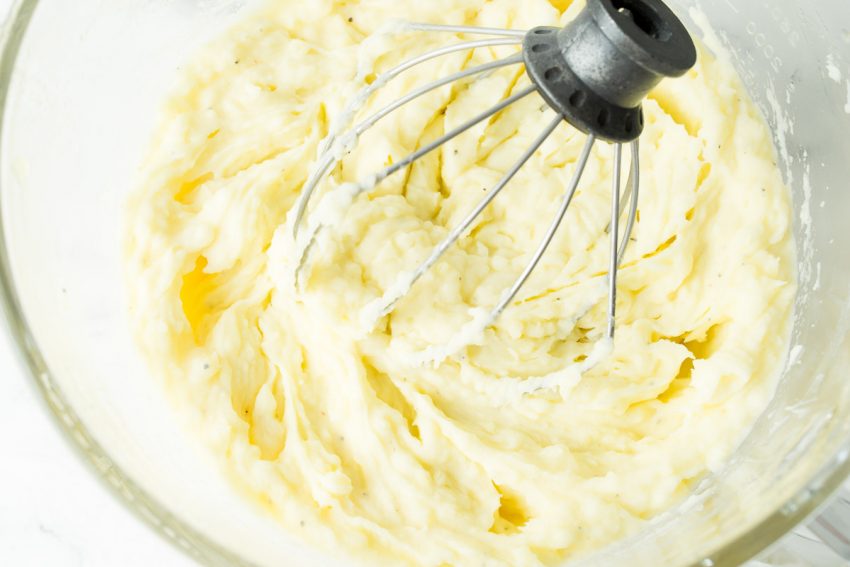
<box><xmin>0</xmin><ymin>0</ymin><xmax>848</xmax><ymax>565</ymax></box>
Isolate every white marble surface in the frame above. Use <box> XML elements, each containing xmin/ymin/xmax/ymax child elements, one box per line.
<box><xmin>0</xmin><ymin>331</ymin><xmax>196</xmax><ymax>566</ymax></box>
<box><xmin>0</xmin><ymin>1</ymin><xmax>846</xmax><ymax>566</ymax></box>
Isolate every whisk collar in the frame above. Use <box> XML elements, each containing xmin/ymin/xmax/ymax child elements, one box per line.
<box><xmin>522</xmin><ymin>0</ymin><xmax>696</xmax><ymax>143</ymax></box>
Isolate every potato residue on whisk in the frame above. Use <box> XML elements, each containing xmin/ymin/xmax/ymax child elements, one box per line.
<box><xmin>127</xmin><ymin>0</ymin><xmax>795</xmax><ymax>565</ymax></box>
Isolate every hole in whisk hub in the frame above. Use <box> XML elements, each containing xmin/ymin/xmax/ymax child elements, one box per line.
<box><xmin>544</xmin><ymin>67</ymin><xmax>562</xmax><ymax>81</ymax></box>
<box><xmin>611</xmin><ymin>0</ymin><xmax>673</xmax><ymax>42</ymax></box>
<box><xmin>533</xmin><ymin>28</ymin><xmax>554</xmax><ymax>35</ymax></box>
<box><xmin>569</xmin><ymin>90</ymin><xmax>587</xmax><ymax>107</ymax></box>
<box><xmin>597</xmin><ymin>108</ymin><xmax>611</xmax><ymax>128</ymax></box>
<box><xmin>531</xmin><ymin>43</ymin><xmax>552</xmax><ymax>53</ymax></box>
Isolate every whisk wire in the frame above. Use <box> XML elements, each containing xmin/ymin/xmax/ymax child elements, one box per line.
<box><xmin>489</xmin><ymin>133</ymin><xmax>596</xmax><ymax>321</ymax></box>
<box><xmin>406</xmin><ymin>23</ymin><xmax>527</xmax><ymax>38</ymax></box>
<box><xmin>321</xmin><ymin>38</ymin><xmax>522</xmax><ymax>155</ymax></box>
<box><xmin>293</xmin><ymin>54</ymin><xmax>524</xmax><ymax>237</ymax></box>
<box><xmin>363</xmin><ymin>113</ymin><xmax>564</xmax><ymax>323</ymax></box>
<box><xmin>294</xmin><ymin>85</ymin><xmax>538</xmax><ymax>278</ymax></box>
<box><xmin>293</xmin><ymin>38</ymin><xmax>523</xmax><ymax>237</ymax></box>
<box><xmin>618</xmin><ymin>140</ymin><xmax>640</xmax><ymax>263</ymax></box>
<box><xmin>354</xmin><ymin>54</ymin><xmax>523</xmax><ymax>140</ymax></box>
<box><xmin>607</xmin><ymin>144</ymin><xmax>623</xmax><ymax>339</ymax></box>
<box><xmin>358</xmin><ymin>85</ymin><xmax>537</xmax><ymax>187</ymax></box>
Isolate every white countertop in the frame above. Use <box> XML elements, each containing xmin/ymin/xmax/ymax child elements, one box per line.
<box><xmin>0</xmin><ymin>329</ymin><xmax>194</xmax><ymax>567</ymax></box>
<box><xmin>0</xmin><ymin>1</ymin><xmax>846</xmax><ymax>566</ymax></box>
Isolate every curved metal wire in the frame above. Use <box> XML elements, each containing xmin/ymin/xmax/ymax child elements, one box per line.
<box><xmin>607</xmin><ymin>144</ymin><xmax>623</xmax><ymax>339</ymax></box>
<box><xmin>406</xmin><ymin>23</ymin><xmax>527</xmax><ymax>38</ymax></box>
<box><xmin>618</xmin><ymin>140</ymin><xmax>640</xmax><ymax>263</ymax></box>
<box><xmin>294</xmin><ymin>85</ymin><xmax>538</xmax><ymax>277</ymax></box>
<box><xmin>293</xmin><ymin>53</ymin><xmax>523</xmax><ymax>237</ymax></box>
<box><xmin>488</xmin><ymin>134</ymin><xmax>597</xmax><ymax>322</ymax></box>
<box><xmin>362</xmin><ymin>114</ymin><xmax>564</xmax><ymax>325</ymax></box>
<box><xmin>292</xmin><ymin>37</ymin><xmax>523</xmax><ymax>237</ymax></box>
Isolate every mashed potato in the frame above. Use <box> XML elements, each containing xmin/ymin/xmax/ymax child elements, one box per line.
<box><xmin>127</xmin><ymin>0</ymin><xmax>795</xmax><ymax>565</ymax></box>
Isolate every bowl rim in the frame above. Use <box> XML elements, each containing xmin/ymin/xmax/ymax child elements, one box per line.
<box><xmin>0</xmin><ymin>1</ymin><xmax>848</xmax><ymax>566</ymax></box>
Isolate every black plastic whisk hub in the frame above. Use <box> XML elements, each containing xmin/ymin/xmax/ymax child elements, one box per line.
<box><xmin>523</xmin><ymin>0</ymin><xmax>697</xmax><ymax>143</ymax></box>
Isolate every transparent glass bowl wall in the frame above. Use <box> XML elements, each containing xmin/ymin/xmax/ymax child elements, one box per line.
<box><xmin>0</xmin><ymin>1</ymin><xmax>848</xmax><ymax>566</ymax></box>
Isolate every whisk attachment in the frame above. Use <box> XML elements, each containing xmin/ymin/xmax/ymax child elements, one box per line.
<box><xmin>292</xmin><ymin>0</ymin><xmax>696</xmax><ymax>362</ymax></box>
<box><xmin>524</xmin><ymin>0</ymin><xmax>696</xmax><ymax>144</ymax></box>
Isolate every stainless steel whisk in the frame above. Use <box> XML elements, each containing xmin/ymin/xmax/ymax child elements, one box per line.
<box><xmin>292</xmin><ymin>0</ymin><xmax>696</xmax><ymax>347</ymax></box>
